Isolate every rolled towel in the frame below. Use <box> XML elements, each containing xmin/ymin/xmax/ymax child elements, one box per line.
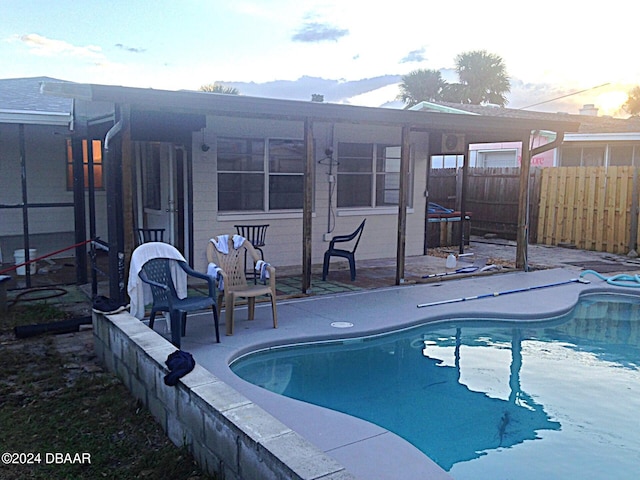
<box><xmin>207</xmin><ymin>262</ymin><xmax>224</xmax><ymax>291</ymax></box>
<box><xmin>255</xmin><ymin>260</ymin><xmax>271</xmax><ymax>282</ymax></box>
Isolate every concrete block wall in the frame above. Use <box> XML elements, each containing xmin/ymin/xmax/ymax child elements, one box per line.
<box><xmin>92</xmin><ymin>311</ymin><xmax>356</xmax><ymax>480</ymax></box>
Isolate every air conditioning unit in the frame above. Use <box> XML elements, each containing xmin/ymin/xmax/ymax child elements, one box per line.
<box><xmin>442</xmin><ymin>134</ymin><xmax>466</xmax><ymax>154</ymax></box>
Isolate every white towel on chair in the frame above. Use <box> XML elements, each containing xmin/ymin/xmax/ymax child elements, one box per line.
<box><xmin>127</xmin><ymin>242</ymin><xmax>187</xmax><ymax>320</ymax></box>
<box><xmin>207</xmin><ymin>262</ymin><xmax>224</xmax><ymax>291</ymax></box>
<box><xmin>210</xmin><ymin>234</ymin><xmax>246</xmax><ymax>254</ymax></box>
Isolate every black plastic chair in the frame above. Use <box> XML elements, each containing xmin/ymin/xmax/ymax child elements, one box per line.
<box><xmin>234</xmin><ymin>224</ymin><xmax>269</xmax><ymax>283</ymax></box>
<box><xmin>137</xmin><ymin>228</ymin><xmax>165</xmax><ymax>245</ymax></box>
<box><xmin>322</xmin><ymin>219</ymin><xmax>366</xmax><ymax>282</ymax></box>
<box><xmin>138</xmin><ymin>258</ymin><xmax>219</xmax><ymax>347</ymax></box>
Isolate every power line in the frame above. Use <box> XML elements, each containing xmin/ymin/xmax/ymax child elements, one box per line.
<box><xmin>517</xmin><ymin>83</ymin><xmax>610</xmax><ymax>110</ymax></box>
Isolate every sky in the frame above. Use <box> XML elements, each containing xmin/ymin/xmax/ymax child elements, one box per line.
<box><xmin>1</xmin><ymin>0</ymin><xmax>638</xmax><ymax>116</ymax></box>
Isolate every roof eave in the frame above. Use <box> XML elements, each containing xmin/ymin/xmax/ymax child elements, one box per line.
<box><xmin>41</xmin><ymin>82</ymin><xmax>580</xmax><ymax>135</ymax></box>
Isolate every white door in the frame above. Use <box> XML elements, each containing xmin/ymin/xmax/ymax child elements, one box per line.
<box><xmin>136</xmin><ymin>142</ymin><xmax>176</xmax><ymax>244</ymax></box>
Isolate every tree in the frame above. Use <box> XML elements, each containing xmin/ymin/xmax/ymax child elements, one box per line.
<box><xmin>199</xmin><ymin>83</ymin><xmax>240</xmax><ymax>95</ymax></box>
<box><xmin>624</xmin><ymin>86</ymin><xmax>640</xmax><ymax>116</ymax></box>
<box><xmin>397</xmin><ymin>69</ymin><xmax>446</xmax><ymax>107</ymax></box>
<box><xmin>454</xmin><ymin>50</ymin><xmax>510</xmax><ymax>106</ymax></box>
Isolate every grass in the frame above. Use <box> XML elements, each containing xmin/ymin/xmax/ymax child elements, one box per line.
<box><xmin>0</xmin><ymin>302</ymin><xmax>216</xmax><ymax>480</ymax></box>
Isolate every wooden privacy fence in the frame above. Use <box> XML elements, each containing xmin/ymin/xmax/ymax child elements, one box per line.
<box><xmin>429</xmin><ymin>166</ymin><xmax>639</xmax><ymax>255</ymax></box>
<box><xmin>537</xmin><ymin>166</ymin><xmax>638</xmax><ymax>254</ymax></box>
<box><xmin>429</xmin><ymin>167</ymin><xmax>541</xmax><ymax>241</ymax></box>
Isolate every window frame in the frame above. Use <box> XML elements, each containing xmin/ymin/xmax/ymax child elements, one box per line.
<box><xmin>217</xmin><ymin>136</ymin><xmax>306</xmax><ymax>213</ymax></box>
<box><xmin>66</xmin><ymin>139</ymin><xmax>103</xmax><ymax>191</ymax></box>
<box><xmin>336</xmin><ymin>142</ymin><xmax>413</xmax><ymax>209</ymax></box>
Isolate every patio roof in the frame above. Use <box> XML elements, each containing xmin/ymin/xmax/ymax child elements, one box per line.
<box><xmin>42</xmin><ymin>82</ymin><xmax>581</xmax><ymax>142</ymax></box>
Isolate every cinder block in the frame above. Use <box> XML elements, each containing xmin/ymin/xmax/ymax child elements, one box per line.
<box><xmin>167</xmin><ymin>412</ymin><xmax>192</xmax><ymax>448</ymax></box>
<box><xmin>203</xmin><ymin>412</ymin><xmax>240</xmax><ymax>470</ymax></box>
<box><xmin>154</xmin><ymin>368</ymin><xmax>178</xmax><ymax>414</ymax></box>
<box><xmin>177</xmin><ymin>388</ymin><xmax>204</xmax><ymax>442</ymax></box>
<box><xmin>129</xmin><ymin>373</ymin><xmax>147</xmax><ymax>404</ymax></box>
<box><xmin>147</xmin><ymin>394</ymin><xmax>167</xmax><ymax>431</ymax></box>
<box><xmin>136</xmin><ymin>352</ymin><xmax>158</xmax><ymax>392</ymax></box>
<box><xmin>114</xmin><ymin>357</ymin><xmax>131</xmax><ymax>389</ymax></box>
<box><xmin>92</xmin><ymin>313</ymin><xmax>109</xmax><ymax>343</ymax></box>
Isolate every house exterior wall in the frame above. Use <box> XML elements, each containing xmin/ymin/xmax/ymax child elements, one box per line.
<box><xmin>190</xmin><ymin>116</ymin><xmax>429</xmax><ymax>273</ymax></box>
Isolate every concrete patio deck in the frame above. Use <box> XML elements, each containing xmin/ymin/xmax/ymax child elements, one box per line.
<box><xmin>172</xmin><ymin>260</ymin><xmax>638</xmax><ymax>479</ymax></box>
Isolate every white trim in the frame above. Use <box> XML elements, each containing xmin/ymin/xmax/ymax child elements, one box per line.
<box><xmin>216</xmin><ymin>211</ymin><xmax>316</xmax><ymax>222</ymax></box>
<box><xmin>564</xmin><ymin>132</ymin><xmax>640</xmax><ymax>142</ymax></box>
<box><xmin>0</xmin><ymin>109</ymin><xmax>72</xmax><ymax>126</ymax></box>
<box><xmin>337</xmin><ymin>207</ymin><xmax>414</xmax><ymax>216</ymax></box>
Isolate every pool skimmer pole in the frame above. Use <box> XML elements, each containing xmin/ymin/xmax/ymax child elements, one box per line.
<box><xmin>417</xmin><ymin>277</ymin><xmax>591</xmax><ymax>308</ymax></box>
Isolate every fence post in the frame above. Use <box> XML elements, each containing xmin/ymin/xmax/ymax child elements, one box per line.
<box><xmin>629</xmin><ymin>167</ymin><xmax>639</xmax><ymax>256</ymax></box>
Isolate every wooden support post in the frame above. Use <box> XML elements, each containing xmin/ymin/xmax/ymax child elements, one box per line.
<box><xmin>396</xmin><ymin>125</ymin><xmax>410</xmax><ymax>285</ymax></box>
<box><xmin>629</xmin><ymin>167</ymin><xmax>639</xmax><ymax>255</ymax></box>
<box><xmin>516</xmin><ymin>131</ymin><xmax>532</xmax><ymax>270</ymax></box>
<box><xmin>302</xmin><ymin>118</ymin><xmax>314</xmax><ymax>293</ymax></box>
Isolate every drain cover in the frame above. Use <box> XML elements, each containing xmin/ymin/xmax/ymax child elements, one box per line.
<box><xmin>331</xmin><ymin>321</ymin><xmax>354</xmax><ymax>328</ymax></box>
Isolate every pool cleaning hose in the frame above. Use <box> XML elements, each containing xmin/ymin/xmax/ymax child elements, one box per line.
<box><xmin>579</xmin><ymin>269</ymin><xmax>640</xmax><ymax>288</ymax></box>
<box><xmin>417</xmin><ymin>277</ymin><xmax>590</xmax><ymax>308</ymax></box>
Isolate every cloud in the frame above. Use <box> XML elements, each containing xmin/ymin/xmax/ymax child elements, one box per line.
<box><xmin>115</xmin><ymin>43</ymin><xmax>146</xmax><ymax>53</ymax></box>
<box><xmin>18</xmin><ymin>33</ymin><xmax>104</xmax><ymax>60</ymax></box>
<box><xmin>291</xmin><ymin>22</ymin><xmax>348</xmax><ymax>42</ymax></box>
<box><xmin>400</xmin><ymin>48</ymin><xmax>426</xmax><ymax>64</ymax></box>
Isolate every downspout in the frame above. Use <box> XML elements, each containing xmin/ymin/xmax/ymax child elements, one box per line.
<box><xmin>103</xmin><ymin>114</ymin><xmax>125</xmax><ymax>301</ymax></box>
<box><xmin>104</xmin><ymin>117</ymin><xmax>123</xmax><ymax>152</ymax></box>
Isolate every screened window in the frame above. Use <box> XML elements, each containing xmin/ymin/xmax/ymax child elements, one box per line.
<box><xmin>337</xmin><ymin>142</ymin><xmax>411</xmax><ymax>208</ymax></box>
<box><xmin>610</xmin><ymin>145</ymin><xmax>634</xmax><ymax>166</ymax></box>
<box><xmin>217</xmin><ymin>137</ymin><xmax>304</xmax><ymax>212</ymax></box>
<box><xmin>560</xmin><ymin>145</ymin><xmax>606</xmax><ymax>167</ymax></box>
<box><xmin>66</xmin><ymin>139</ymin><xmax>103</xmax><ymax>190</ymax></box>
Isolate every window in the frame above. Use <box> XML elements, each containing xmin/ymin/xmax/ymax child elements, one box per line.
<box><xmin>66</xmin><ymin>139</ymin><xmax>103</xmax><ymax>190</ymax></box>
<box><xmin>560</xmin><ymin>145</ymin><xmax>605</xmax><ymax>167</ymax></box>
<box><xmin>609</xmin><ymin>145</ymin><xmax>634</xmax><ymax>166</ymax></box>
<box><xmin>337</xmin><ymin>142</ymin><xmax>411</xmax><ymax>208</ymax></box>
<box><xmin>217</xmin><ymin>137</ymin><xmax>304</xmax><ymax>212</ymax></box>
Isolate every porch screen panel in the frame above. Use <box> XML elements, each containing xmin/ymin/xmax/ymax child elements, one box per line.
<box><xmin>610</xmin><ymin>145</ymin><xmax>634</xmax><ymax>166</ymax></box>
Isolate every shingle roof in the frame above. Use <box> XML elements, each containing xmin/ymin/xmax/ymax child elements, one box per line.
<box><xmin>414</xmin><ymin>101</ymin><xmax>640</xmax><ymax>134</ymax></box>
<box><xmin>0</xmin><ymin>76</ymin><xmax>73</xmax><ymax>114</ymax></box>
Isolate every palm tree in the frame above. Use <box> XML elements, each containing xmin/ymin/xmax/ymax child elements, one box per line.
<box><xmin>454</xmin><ymin>50</ymin><xmax>510</xmax><ymax>106</ymax></box>
<box><xmin>397</xmin><ymin>69</ymin><xmax>446</xmax><ymax>107</ymax></box>
<box><xmin>624</xmin><ymin>86</ymin><xmax>640</xmax><ymax>116</ymax></box>
<box><xmin>199</xmin><ymin>83</ymin><xmax>240</xmax><ymax>95</ymax></box>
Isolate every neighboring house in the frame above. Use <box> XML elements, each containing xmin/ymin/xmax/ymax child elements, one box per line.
<box><xmin>2</xmin><ymin>78</ymin><xmax>579</xmax><ymax>299</ymax></box>
<box><xmin>0</xmin><ymin>77</ymin><xmax>108</xmax><ymax>281</ymax></box>
<box><xmin>413</xmin><ymin>101</ymin><xmax>640</xmax><ymax>168</ymax></box>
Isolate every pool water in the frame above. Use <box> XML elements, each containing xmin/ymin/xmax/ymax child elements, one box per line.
<box><xmin>231</xmin><ymin>293</ymin><xmax>640</xmax><ymax>479</ymax></box>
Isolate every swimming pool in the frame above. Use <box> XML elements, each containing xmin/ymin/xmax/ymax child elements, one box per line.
<box><xmin>231</xmin><ymin>292</ymin><xmax>640</xmax><ymax>479</ymax></box>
